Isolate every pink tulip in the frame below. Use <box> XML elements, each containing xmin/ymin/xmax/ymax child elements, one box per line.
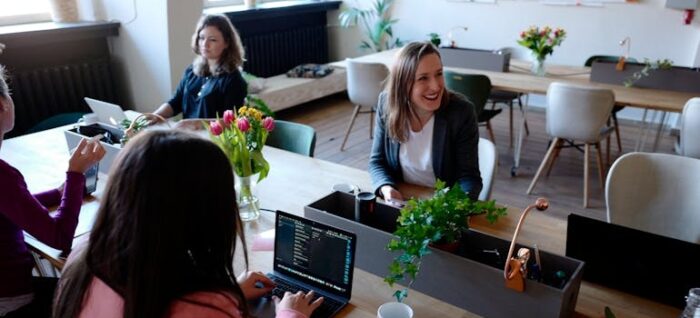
<box><xmin>262</xmin><ymin>117</ymin><xmax>275</xmax><ymax>132</ymax></box>
<box><xmin>223</xmin><ymin>110</ymin><xmax>235</xmax><ymax>127</ymax></box>
<box><xmin>210</xmin><ymin>121</ymin><xmax>223</xmax><ymax>136</ymax></box>
<box><xmin>237</xmin><ymin>117</ymin><xmax>250</xmax><ymax>132</ymax></box>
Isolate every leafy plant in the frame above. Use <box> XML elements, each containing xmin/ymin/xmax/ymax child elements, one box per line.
<box><xmin>339</xmin><ymin>0</ymin><xmax>403</xmax><ymax>52</ymax></box>
<box><xmin>623</xmin><ymin>58</ymin><xmax>673</xmax><ymax>88</ymax></box>
<box><xmin>428</xmin><ymin>33</ymin><xmax>441</xmax><ymax>47</ymax></box>
<box><xmin>119</xmin><ymin>117</ymin><xmax>150</xmax><ymax>145</ymax></box>
<box><xmin>384</xmin><ymin>180</ymin><xmax>507</xmax><ymax>302</ymax></box>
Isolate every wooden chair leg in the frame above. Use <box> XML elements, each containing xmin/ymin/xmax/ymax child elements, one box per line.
<box><xmin>583</xmin><ymin>144</ymin><xmax>590</xmax><ymax>208</ymax></box>
<box><xmin>340</xmin><ymin>105</ymin><xmax>361</xmax><ymax>151</ymax></box>
<box><xmin>545</xmin><ymin>139</ymin><xmax>563</xmax><ymax>177</ymax></box>
<box><xmin>527</xmin><ymin>137</ymin><xmax>560</xmax><ymax>194</ymax></box>
<box><xmin>595</xmin><ymin>142</ymin><xmax>605</xmax><ymax>189</ymax></box>
<box><xmin>487</xmin><ymin>121</ymin><xmax>496</xmax><ymax>145</ymax></box>
<box><xmin>612</xmin><ymin>112</ymin><xmax>622</xmax><ymax>153</ymax></box>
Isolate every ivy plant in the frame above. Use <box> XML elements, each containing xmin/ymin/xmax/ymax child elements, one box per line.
<box><xmin>623</xmin><ymin>58</ymin><xmax>673</xmax><ymax>88</ymax></box>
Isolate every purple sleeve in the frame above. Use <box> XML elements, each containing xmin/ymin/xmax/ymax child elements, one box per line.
<box><xmin>33</xmin><ymin>188</ymin><xmax>61</xmax><ymax>207</ymax></box>
<box><xmin>0</xmin><ymin>161</ymin><xmax>85</xmax><ymax>251</ymax></box>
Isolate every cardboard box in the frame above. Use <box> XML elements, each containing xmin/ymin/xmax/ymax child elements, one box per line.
<box><xmin>304</xmin><ymin>191</ymin><xmax>584</xmax><ymax>318</ymax></box>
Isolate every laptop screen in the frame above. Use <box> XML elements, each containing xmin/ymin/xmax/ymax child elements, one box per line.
<box><xmin>274</xmin><ymin>211</ymin><xmax>356</xmax><ymax>299</ymax></box>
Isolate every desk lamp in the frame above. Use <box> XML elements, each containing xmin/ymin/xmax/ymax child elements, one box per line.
<box><xmin>504</xmin><ymin>197</ymin><xmax>549</xmax><ymax>292</ymax></box>
<box><xmin>617</xmin><ymin>36</ymin><xmax>631</xmax><ymax>71</ymax></box>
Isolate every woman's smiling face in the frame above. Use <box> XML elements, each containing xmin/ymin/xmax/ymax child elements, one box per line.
<box><xmin>410</xmin><ymin>53</ymin><xmax>444</xmax><ymax>115</ymax></box>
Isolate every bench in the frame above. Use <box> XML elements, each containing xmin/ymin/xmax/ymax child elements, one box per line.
<box><xmin>254</xmin><ymin>67</ymin><xmax>347</xmax><ymax>112</ymax></box>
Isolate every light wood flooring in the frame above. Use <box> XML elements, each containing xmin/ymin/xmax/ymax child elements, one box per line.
<box><xmin>276</xmin><ymin>93</ymin><xmax>678</xmax><ymax>221</ymax></box>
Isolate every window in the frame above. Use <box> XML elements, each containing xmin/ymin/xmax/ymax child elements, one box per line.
<box><xmin>204</xmin><ymin>0</ymin><xmax>287</xmax><ymax>8</ymax></box>
<box><xmin>0</xmin><ymin>0</ymin><xmax>51</xmax><ymax>26</ymax></box>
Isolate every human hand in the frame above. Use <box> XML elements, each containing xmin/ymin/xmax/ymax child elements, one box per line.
<box><xmin>380</xmin><ymin>185</ymin><xmax>404</xmax><ymax>205</ymax></box>
<box><xmin>274</xmin><ymin>291</ymin><xmax>323</xmax><ymax>317</ymax></box>
<box><xmin>237</xmin><ymin>271</ymin><xmax>275</xmax><ymax>300</ymax></box>
<box><xmin>68</xmin><ymin>137</ymin><xmax>105</xmax><ymax>174</ymax></box>
<box><xmin>174</xmin><ymin>118</ymin><xmax>206</xmax><ymax>131</ymax></box>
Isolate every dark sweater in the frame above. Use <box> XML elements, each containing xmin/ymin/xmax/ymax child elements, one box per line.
<box><xmin>0</xmin><ymin>160</ymin><xmax>84</xmax><ymax>297</ymax></box>
<box><xmin>168</xmin><ymin>65</ymin><xmax>247</xmax><ymax>119</ymax></box>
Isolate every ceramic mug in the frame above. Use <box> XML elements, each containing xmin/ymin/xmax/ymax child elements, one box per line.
<box><xmin>377</xmin><ymin>302</ymin><xmax>413</xmax><ymax>318</ymax></box>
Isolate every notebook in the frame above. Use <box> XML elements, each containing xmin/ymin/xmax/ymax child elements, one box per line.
<box><xmin>84</xmin><ymin>97</ymin><xmax>127</xmax><ymax>127</ymax></box>
<box><xmin>248</xmin><ymin>211</ymin><xmax>357</xmax><ymax>318</ymax></box>
<box><xmin>566</xmin><ymin>213</ymin><xmax>700</xmax><ymax>308</ymax></box>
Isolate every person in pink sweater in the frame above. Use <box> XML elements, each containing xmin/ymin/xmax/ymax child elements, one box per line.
<box><xmin>53</xmin><ymin>130</ymin><xmax>322</xmax><ymax>318</ymax></box>
<box><xmin>0</xmin><ymin>65</ymin><xmax>105</xmax><ymax>318</ymax></box>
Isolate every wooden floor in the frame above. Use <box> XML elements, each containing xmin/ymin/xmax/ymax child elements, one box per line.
<box><xmin>276</xmin><ymin>93</ymin><xmax>678</xmax><ymax>221</ymax></box>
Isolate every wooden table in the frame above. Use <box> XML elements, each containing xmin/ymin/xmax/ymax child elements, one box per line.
<box><xmin>1</xmin><ymin>127</ymin><xmax>681</xmax><ymax>318</ymax></box>
<box><xmin>331</xmin><ymin>50</ymin><xmax>698</xmax><ymax>174</ymax></box>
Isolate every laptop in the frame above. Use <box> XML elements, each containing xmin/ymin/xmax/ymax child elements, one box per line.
<box><xmin>566</xmin><ymin>213</ymin><xmax>700</xmax><ymax>308</ymax></box>
<box><xmin>249</xmin><ymin>211</ymin><xmax>357</xmax><ymax>318</ymax></box>
<box><xmin>84</xmin><ymin>97</ymin><xmax>127</xmax><ymax>127</ymax></box>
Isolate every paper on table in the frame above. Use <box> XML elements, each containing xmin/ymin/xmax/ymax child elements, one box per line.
<box><xmin>251</xmin><ymin>229</ymin><xmax>275</xmax><ymax>251</ymax></box>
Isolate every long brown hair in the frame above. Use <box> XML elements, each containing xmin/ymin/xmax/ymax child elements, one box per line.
<box><xmin>192</xmin><ymin>14</ymin><xmax>245</xmax><ymax>77</ymax></box>
<box><xmin>384</xmin><ymin>41</ymin><xmax>449</xmax><ymax>143</ymax></box>
<box><xmin>53</xmin><ymin>130</ymin><xmax>249</xmax><ymax>318</ymax></box>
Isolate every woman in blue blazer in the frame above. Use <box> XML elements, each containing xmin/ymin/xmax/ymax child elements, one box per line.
<box><xmin>369</xmin><ymin>41</ymin><xmax>482</xmax><ymax>203</ymax></box>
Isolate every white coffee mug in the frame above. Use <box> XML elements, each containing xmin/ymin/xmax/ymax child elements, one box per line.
<box><xmin>81</xmin><ymin>113</ymin><xmax>98</xmax><ymax>125</ymax></box>
<box><xmin>377</xmin><ymin>302</ymin><xmax>413</xmax><ymax>318</ymax></box>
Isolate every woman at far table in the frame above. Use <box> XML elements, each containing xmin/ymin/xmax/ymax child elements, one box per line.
<box><xmin>369</xmin><ymin>41</ymin><xmax>482</xmax><ymax>204</ymax></box>
<box><xmin>154</xmin><ymin>14</ymin><xmax>247</xmax><ymax>128</ymax></box>
<box><xmin>53</xmin><ymin>130</ymin><xmax>322</xmax><ymax>318</ymax></box>
<box><xmin>0</xmin><ymin>65</ymin><xmax>106</xmax><ymax>318</ymax></box>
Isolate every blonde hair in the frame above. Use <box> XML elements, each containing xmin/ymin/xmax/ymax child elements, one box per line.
<box><xmin>384</xmin><ymin>41</ymin><xmax>449</xmax><ymax>143</ymax></box>
<box><xmin>191</xmin><ymin>14</ymin><xmax>245</xmax><ymax>77</ymax></box>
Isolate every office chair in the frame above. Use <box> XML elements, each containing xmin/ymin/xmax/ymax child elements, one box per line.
<box><xmin>265</xmin><ymin>120</ymin><xmax>317</xmax><ymax>157</ymax></box>
<box><xmin>444</xmin><ymin>71</ymin><xmax>502</xmax><ymax>144</ymax></box>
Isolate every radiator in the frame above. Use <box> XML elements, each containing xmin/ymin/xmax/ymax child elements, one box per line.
<box><xmin>9</xmin><ymin>59</ymin><xmax>118</xmax><ymax>136</ymax></box>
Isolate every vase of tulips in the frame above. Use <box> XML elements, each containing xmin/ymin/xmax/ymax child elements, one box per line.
<box><xmin>517</xmin><ymin>26</ymin><xmax>566</xmax><ymax>76</ymax></box>
<box><xmin>208</xmin><ymin>105</ymin><xmax>275</xmax><ymax>221</ymax></box>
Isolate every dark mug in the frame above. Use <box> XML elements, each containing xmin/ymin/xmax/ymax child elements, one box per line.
<box><xmin>354</xmin><ymin>191</ymin><xmax>376</xmax><ymax>224</ymax></box>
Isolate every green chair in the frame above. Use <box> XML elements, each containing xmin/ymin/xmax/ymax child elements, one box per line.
<box><xmin>26</xmin><ymin>112</ymin><xmax>86</xmax><ymax>134</ymax></box>
<box><xmin>265</xmin><ymin>120</ymin><xmax>317</xmax><ymax>157</ymax></box>
<box><xmin>444</xmin><ymin>71</ymin><xmax>502</xmax><ymax>144</ymax></box>
<box><xmin>585</xmin><ymin>55</ymin><xmax>638</xmax><ymax>153</ymax></box>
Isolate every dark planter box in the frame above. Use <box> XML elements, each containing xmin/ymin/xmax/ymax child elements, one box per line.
<box><xmin>64</xmin><ymin>123</ymin><xmax>124</xmax><ymax>174</ymax></box>
<box><xmin>590</xmin><ymin>61</ymin><xmax>700</xmax><ymax>94</ymax></box>
<box><xmin>438</xmin><ymin>47</ymin><xmax>511</xmax><ymax>72</ymax></box>
<box><xmin>304</xmin><ymin>191</ymin><xmax>584</xmax><ymax>318</ymax></box>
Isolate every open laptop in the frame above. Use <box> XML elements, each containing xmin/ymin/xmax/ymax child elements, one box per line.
<box><xmin>249</xmin><ymin>211</ymin><xmax>357</xmax><ymax>318</ymax></box>
<box><xmin>84</xmin><ymin>97</ymin><xmax>127</xmax><ymax>127</ymax></box>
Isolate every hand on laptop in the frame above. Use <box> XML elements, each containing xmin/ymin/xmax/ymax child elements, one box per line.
<box><xmin>274</xmin><ymin>290</ymin><xmax>324</xmax><ymax>317</ymax></box>
<box><xmin>238</xmin><ymin>271</ymin><xmax>275</xmax><ymax>300</ymax></box>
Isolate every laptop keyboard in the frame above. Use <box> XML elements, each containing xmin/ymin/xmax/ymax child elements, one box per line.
<box><xmin>269</xmin><ymin>275</ymin><xmax>343</xmax><ymax>318</ymax></box>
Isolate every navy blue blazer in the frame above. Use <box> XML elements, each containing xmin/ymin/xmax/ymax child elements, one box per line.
<box><xmin>368</xmin><ymin>91</ymin><xmax>483</xmax><ymax>201</ymax></box>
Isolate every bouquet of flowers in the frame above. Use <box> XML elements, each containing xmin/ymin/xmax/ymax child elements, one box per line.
<box><xmin>207</xmin><ymin>105</ymin><xmax>275</xmax><ymax>181</ymax></box>
<box><xmin>517</xmin><ymin>26</ymin><xmax>566</xmax><ymax>61</ymax></box>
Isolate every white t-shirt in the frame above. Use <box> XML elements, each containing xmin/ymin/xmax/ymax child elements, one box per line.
<box><xmin>399</xmin><ymin>116</ymin><xmax>436</xmax><ymax>188</ymax></box>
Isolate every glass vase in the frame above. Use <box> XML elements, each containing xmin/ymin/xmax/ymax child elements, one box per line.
<box><xmin>531</xmin><ymin>55</ymin><xmax>546</xmax><ymax>77</ymax></box>
<box><xmin>235</xmin><ymin>173</ymin><xmax>260</xmax><ymax>222</ymax></box>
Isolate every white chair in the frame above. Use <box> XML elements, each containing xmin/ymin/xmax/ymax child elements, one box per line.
<box><xmin>341</xmin><ymin>59</ymin><xmax>389</xmax><ymax>150</ymax></box>
<box><xmin>680</xmin><ymin>97</ymin><xmax>700</xmax><ymax>159</ymax></box>
<box><xmin>606</xmin><ymin>152</ymin><xmax>700</xmax><ymax>244</ymax></box>
<box><xmin>478</xmin><ymin>138</ymin><xmax>497</xmax><ymax>201</ymax></box>
<box><xmin>527</xmin><ymin>82</ymin><xmax>614</xmax><ymax>208</ymax></box>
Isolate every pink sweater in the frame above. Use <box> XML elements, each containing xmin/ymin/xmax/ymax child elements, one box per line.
<box><xmin>78</xmin><ymin>277</ymin><xmax>307</xmax><ymax>318</ymax></box>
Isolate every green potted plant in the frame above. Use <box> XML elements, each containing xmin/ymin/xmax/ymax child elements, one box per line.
<box><xmin>427</xmin><ymin>33</ymin><xmax>441</xmax><ymax>47</ymax></box>
<box><xmin>623</xmin><ymin>58</ymin><xmax>673</xmax><ymax>87</ymax></box>
<box><xmin>339</xmin><ymin>0</ymin><xmax>403</xmax><ymax>52</ymax></box>
<box><xmin>384</xmin><ymin>180</ymin><xmax>507</xmax><ymax>302</ymax></box>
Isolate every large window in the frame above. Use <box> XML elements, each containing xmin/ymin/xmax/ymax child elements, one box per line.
<box><xmin>0</xmin><ymin>0</ymin><xmax>51</xmax><ymax>26</ymax></box>
<box><xmin>204</xmin><ymin>0</ymin><xmax>287</xmax><ymax>8</ymax></box>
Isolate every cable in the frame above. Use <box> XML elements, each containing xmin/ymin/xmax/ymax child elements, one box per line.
<box><xmin>260</xmin><ymin>208</ymin><xmax>276</xmax><ymax>213</ymax></box>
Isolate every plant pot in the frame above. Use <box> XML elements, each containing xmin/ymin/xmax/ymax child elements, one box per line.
<box><xmin>377</xmin><ymin>302</ymin><xmax>413</xmax><ymax>318</ymax></box>
<box><xmin>48</xmin><ymin>0</ymin><xmax>79</xmax><ymax>22</ymax></box>
<box><xmin>430</xmin><ymin>240</ymin><xmax>460</xmax><ymax>253</ymax></box>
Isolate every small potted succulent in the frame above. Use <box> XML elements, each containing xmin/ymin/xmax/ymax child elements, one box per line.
<box><xmin>384</xmin><ymin>180</ymin><xmax>507</xmax><ymax>303</ymax></box>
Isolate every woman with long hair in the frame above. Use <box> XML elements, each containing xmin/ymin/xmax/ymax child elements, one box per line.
<box><xmin>369</xmin><ymin>41</ymin><xmax>482</xmax><ymax>203</ymax></box>
<box><xmin>0</xmin><ymin>65</ymin><xmax>105</xmax><ymax>317</ymax></box>
<box><xmin>154</xmin><ymin>14</ymin><xmax>247</xmax><ymax>124</ymax></box>
<box><xmin>53</xmin><ymin>130</ymin><xmax>321</xmax><ymax>318</ymax></box>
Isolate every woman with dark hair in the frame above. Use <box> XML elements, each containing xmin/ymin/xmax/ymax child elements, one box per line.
<box><xmin>154</xmin><ymin>14</ymin><xmax>248</xmax><ymax>123</ymax></box>
<box><xmin>0</xmin><ymin>65</ymin><xmax>105</xmax><ymax>317</ymax></box>
<box><xmin>53</xmin><ymin>130</ymin><xmax>321</xmax><ymax>318</ymax></box>
<box><xmin>369</xmin><ymin>41</ymin><xmax>482</xmax><ymax>203</ymax></box>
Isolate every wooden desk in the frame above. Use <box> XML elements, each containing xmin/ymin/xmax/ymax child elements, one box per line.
<box><xmin>1</xmin><ymin>127</ymin><xmax>681</xmax><ymax>318</ymax></box>
<box><xmin>332</xmin><ymin>50</ymin><xmax>698</xmax><ymax>173</ymax></box>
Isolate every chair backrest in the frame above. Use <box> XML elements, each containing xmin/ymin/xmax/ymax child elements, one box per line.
<box><xmin>680</xmin><ymin>97</ymin><xmax>700</xmax><ymax>159</ymax></box>
<box><xmin>346</xmin><ymin>59</ymin><xmax>389</xmax><ymax>108</ymax></box>
<box><xmin>265</xmin><ymin>120</ymin><xmax>317</xmax><ymax>157</ymax></box>
<box><xmin>606</xmin><ymin>152</ymin><xmax>700</xmax><ymax>244</ymax></box>
<box><xmin>546</xmin><ymin>82</ymin><xmax>614</xmax><ymax>142</ymax></box>
<box><xmin>26</xmin><ymin>112</ymin><xmax>86</xmax><ymax>134</ymax></box>
<box><xmin>443</xmin><ymin>71</ymin><xmax>491</xmax><ymax>116</ymax></box>
<box><xmin>584</xmin><ymin>55</ymin><xmax>638</xmax><ymax>67</ymax></box>
<box><xmin>477</xmin><ymin>138</ymin><xmax>497</xmax><ymax>201</ymax></box>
